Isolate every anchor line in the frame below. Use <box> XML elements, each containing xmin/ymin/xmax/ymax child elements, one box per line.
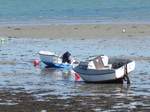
<box><xmin>123</xmin><ymin>64</ymin><xmax>130</xmax><ymax>84</ymax></box>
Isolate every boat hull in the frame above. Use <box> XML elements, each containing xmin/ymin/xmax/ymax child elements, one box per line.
<box><xmin>39</xmin><ymin>51</ymin><xmax>73</xmax><ymax>69</ymax></box>
<box><xmin>74</xmin><ymin>67</ymin><xmax>117</xmax><ymax>82</ymax></box>
<box><xmin>43</xmin><ymin>61</ymin><xmax>72</xmax><ymax>69</ymax></box>
<box><xmin>73</xmin><ymin>59</ymin><xmax>135</xmax><ymax>83</ymax></box>
<box><xmin>84</xmin><ymin>78</ymin><xmax>124</xmax><ymax>83</ymax></box>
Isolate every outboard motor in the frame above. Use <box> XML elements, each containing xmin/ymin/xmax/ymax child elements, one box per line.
<box><xmin>62</xmin><ymin>51</ymin><xmax>71</xmax><ymax>64</ymax></box>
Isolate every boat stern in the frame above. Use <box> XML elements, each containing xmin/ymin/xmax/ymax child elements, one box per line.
<box><xmin>115</xmin><ymin>60</ymin><xmax>135</xmax><ymax>79</ymax></box>
<box><xmin>127</xmin><ymin>61</ymin><xmax>135</xmax><ymax>73</ymax></box>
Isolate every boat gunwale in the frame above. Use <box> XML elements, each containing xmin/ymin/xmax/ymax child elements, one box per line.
<box><xmin>39</xmin><ymin>53</ymin><xmax>60</xmax><ymax>57</ymax></box>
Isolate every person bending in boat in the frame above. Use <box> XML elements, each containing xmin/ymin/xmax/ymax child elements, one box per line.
<box><xmin>62</xmin><ymin>51</ymin><xmax>72</xmax><ymax>64</ymax></box>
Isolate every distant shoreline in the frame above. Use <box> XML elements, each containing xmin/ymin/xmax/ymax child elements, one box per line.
<box><xmin>1</xmin><ymin>20</ymin><xmax>150</xmax><ymax>26</ymax></box>
<box><xmin>0</xmin><ymin>23</ymin><xmax>150</xmax><ymax>39</ymax></box>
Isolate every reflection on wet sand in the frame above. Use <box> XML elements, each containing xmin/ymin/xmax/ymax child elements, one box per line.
<box><xmin>40</xmin><ymin>67</ymin><xmax>75</xmax><ymax>81</ymax></box>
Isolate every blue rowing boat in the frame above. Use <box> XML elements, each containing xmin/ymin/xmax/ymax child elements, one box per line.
<box><xmin>39</xmin><ymin>51</ymin><xmax>78</xmax><ymax>69</ymax></box>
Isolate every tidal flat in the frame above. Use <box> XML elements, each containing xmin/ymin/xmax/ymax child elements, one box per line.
<box><xmin>0</xmin><ymin>36</ymin><xmax>150</xmax><ymax>111</ymax></box>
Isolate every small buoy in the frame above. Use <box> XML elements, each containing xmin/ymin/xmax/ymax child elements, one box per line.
<box><xmin>41</xmin><ymin>110</ymin><xmax>47</xmax><ymax>112</ymax></box>
<box><xmin>122</xmin><ymin>28</ymin><xmax>126</xmax><ymax>33</ymax></box>
<box><xmin>75</xmin><ymin>73</ymin><xmax>81</xmax><ymax>81</ymax></box>
<box><xmin>33</xmin><ymin>59</ymin><xmax>40</xmax><ymax>66</ymax></box>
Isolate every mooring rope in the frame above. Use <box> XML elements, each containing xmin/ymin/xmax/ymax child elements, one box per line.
<box><xmin>123</xmin><ymin>64</ymin><xmax>130</xmax><ymax>84</ymax></box>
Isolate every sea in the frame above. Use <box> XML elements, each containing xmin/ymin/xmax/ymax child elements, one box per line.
<box><xmin>1</xmin><ymin>0</ymin><xmax>150</xmax><ymax>24</ymax></box>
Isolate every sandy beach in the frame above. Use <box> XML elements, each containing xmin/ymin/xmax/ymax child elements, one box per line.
<box><xmin>0</xmin><ymin>24</ymin><xmax>150</xmax><ymax>39</ymax></box>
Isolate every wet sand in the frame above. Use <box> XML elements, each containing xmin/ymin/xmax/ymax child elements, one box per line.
<box><xmin>0</xmin><ymin>24</ymin><xmax>150</xmax><ymax>39</ymax></box>
<box><xmin>0</xmin><ymin>89</ymin><xmax>149</xmax><ymax>112</ymax></box>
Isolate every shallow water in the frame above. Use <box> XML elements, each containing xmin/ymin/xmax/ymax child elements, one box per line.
<box><xmin>0</xmin><ymin>37</ymin><xmax>150</xmax><ymax>111</ymax></box>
